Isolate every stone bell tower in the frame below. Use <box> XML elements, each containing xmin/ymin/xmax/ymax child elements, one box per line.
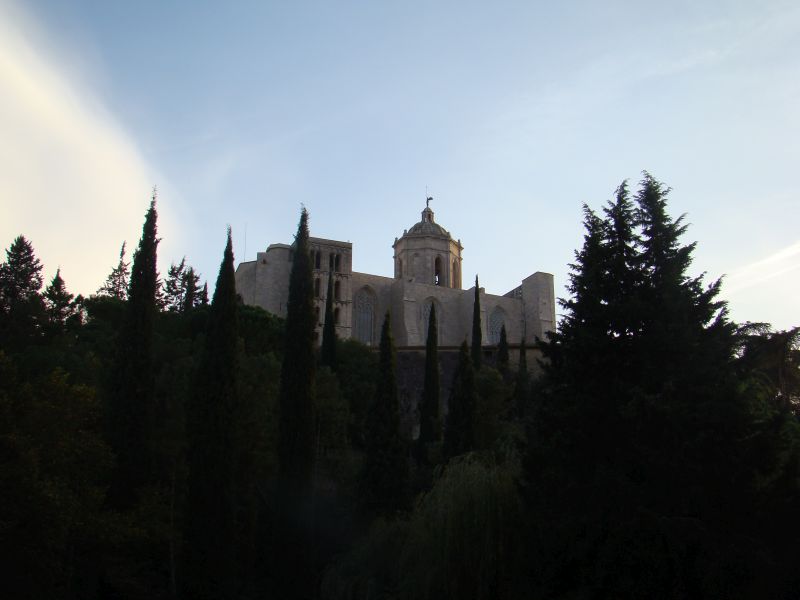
<box><xmin>392</xmin><ymin>197</ymin><xmax>463</xmax><ymax>289</ymax></box>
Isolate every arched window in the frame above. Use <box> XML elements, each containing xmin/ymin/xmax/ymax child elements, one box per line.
<box><xmin>452</xmin><ymin>259</ymin><xmax>459</xmax><ymax>288</ymax></box>
<box><xmin>334</xmin><ymin>307</ymin><xmax>340</xmax><ymax>325</ymax></box>
<box><xmin>314</xmin><ymin>278</ymin><xmax>321</xmax><ymax>298</ymax></box>
<box><xmin>488</xmin><ymin>307</ymin><xmax>506</xmax><ymax>345</ymax></box>
<box><xmin>434</xmin><ymin>256</ymin><xmax>442</xmax><ymax>286</ymax></box>
<box><xmin>354</xmin><ymin>287</ymin><xmax>376</xmax><ymax>345</ymax></box>
<box><xmin>335</xmin><ymin>254</ymin><xmax>341</xmax><ymax>272</ymax></box>
<box><xmin>334</xmin><ymin>280</ymin><xmax>341</xmax><ymax>301</ymax></box>
<box><xmin>314</xmin><ymin>250</ymin><xmax>321</xmax><ymax>269</ymax></box>
<box><xmin>329</xmin><ymin>253</ymin><xmax>335</xmax><ymax>271</ymax></box>
<box><xmin>315</xmin><ymin>305</ymin><xmax>320</xmax><ymax>323</ymax></box>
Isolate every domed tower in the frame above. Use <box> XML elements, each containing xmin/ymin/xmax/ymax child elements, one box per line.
<box><xmin>392</xmin><ymin>198</ymin><xmax>463</xmax><ymax>289</ymax></box>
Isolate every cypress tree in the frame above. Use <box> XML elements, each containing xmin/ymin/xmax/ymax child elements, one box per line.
<box><xmin>278</xmin><ymin>208</ymin><xmax>316</xmax><ymax>493</ymax></box>
<box><xmin>417</xmin><ymin>304</ymin><xmax>440</xmax><ymax>464</ymax></box>
<box><xmin>320</xmin><ymin>269</ymin><xmax>337</xmax><ymax>369</ymax></box>
<box><xmin>513</xmin><ymin>336</ymin><xmax>529</xmax><ymax>419</ymax></box>
<box><xmin>471</xmin><ymin>275</ymin><xmax>482</xmax><ymax>370</ymax></box>
<box><xmin>201</xmin><ymin>282</ymin><xmax>209</xmax><ymax>306</ymax></box>
<box><xmin>362</xmin><ymin>311</ymin><xmax>408</xmax><ymax>513</ymax></box>
<box><xmin>185</xmin><ymin>228</ymin><xmax>239</xmax><ymax>600</ymax></box>
<box><xmin>444</xmin><ymin>340</ymin><xmax>477</xmax><ymax>460</ymax></box>
<box><xmin>108</xmin><ymin>197</ymin><xmax>158</xmax><ymax>506</ymax></box>
<box><xmin>497</xmin><ymin>323</ymin><xmax>509</xmax><ymax>376</ymax></box>
<box><xmin>163</xmin><ymin>257</ymin><xmax>187</xmax><ymax>312</ymax></box>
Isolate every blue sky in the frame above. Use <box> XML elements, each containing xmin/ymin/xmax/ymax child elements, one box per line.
<box><xmin>1</xmin><ymin>0</ymin><xmax>798</xmax><ymax>329</ymax></box>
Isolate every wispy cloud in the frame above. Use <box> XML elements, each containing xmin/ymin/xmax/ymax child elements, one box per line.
<box><xmin>0</xmin><ymin>2</ymin><xmax>176</xmax><ymax>295</ymax></box>
<box><xmin>723</xmin><ymin>240</ymin><xmax>800</xmax><ymax>294</ymax></box>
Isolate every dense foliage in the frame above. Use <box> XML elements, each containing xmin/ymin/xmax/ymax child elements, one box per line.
<box><xmin>1</xmin><ymin>175</ymin><xmax>797</xmax><ymax>599</ymax></box>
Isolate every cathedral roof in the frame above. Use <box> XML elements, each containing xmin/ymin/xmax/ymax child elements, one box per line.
<box><xmin>403</xmin><ymin>199</ymin><xmax>452</xmax><ymax>238</ymax></box>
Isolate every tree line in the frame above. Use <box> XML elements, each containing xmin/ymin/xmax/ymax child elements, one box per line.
<box><xmin>0</xmin><ymin>174</ymin><xmax>798</xmax><ymax>599</ymax></box>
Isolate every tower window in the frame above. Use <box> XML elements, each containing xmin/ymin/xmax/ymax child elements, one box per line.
<box><xmin>334</xmin><ymin>307</ymin><xmax>340</xmax><ymax>325</ymax></box>
<box><xmin>334</xmin><ymin>280</ymin><xmax>341</xmax><ymax>301</ymax></box>
<box><xmin>314</xmin><ymin>250</ymin><xmax>321</xmax><ymax>269</ymax></box>
<box><xmin>335</xmin><ymin>254</ymin><xmax>341</xmax><ymax>272</ymax></box>
<box><xmin>314</xmin><ymin>278</ymin><xmax>321</xmax><ymax>298</ymax></box>
<box><xmin>434</xmin><ymin>256</ymin><xmax>443</xmax><ymax>286</ymax></box>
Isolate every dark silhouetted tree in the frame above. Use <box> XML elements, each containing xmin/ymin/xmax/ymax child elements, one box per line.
<box><xmin>471</xmin><ymin>275</ymin><xmax>482</xmax><ymax>370</ymax></box>
<box><xmin>513</xmin><ymin>336</ymin><xmax>529</xmax><ymax>418</ymax></box>
<box><xmin>361</xmin><ymin>311</ymin><xmax>408</xmax><ymax>513</ymax></box>
<box><xmin>43</xmin><ymin>269</ymin><xmax>74</xmax><ymax>328</ymax></box>
<box><xmin>0</xmin><ymin>235</ymin><xmax>43</xmax><ymax>312</ymax></box>
<box><xmin>107</xmin><ymin>197</ymin><xmax>159</xmax><ymax>507</ymax></box>
<box><xmin>497</xmin><ymin>323</ymin><xmax>509</xmax><ymax>376</ymax></box>
<box><xmin>278</xmin><ymin>207</ymin><xmax>316</xmax><ymax>493</ymax></box>
<box><xmin>163</xmin><ymin>257</ymin><xmax>187</xmax><ymax>312</ymax></box>
<box><xmin>184</xmin><ymin>228</ymin><xmax>239</xmax><ymax>600</ymax></box>
<box><xmin>182</xmin><ymin>266</ymin><xmax>201</xmax><ymax>312</ymax></box>
<box><xmin>201</xmin><ymin>281</ymin><xmax>209</xmax><ymax>306</ymax></box>
<box><xmin>97</xmin><ymin>242</ymin><xmax>129</xmax><ymax>300</ymax></box>
<box><xmin>444</xmin><ymin>341</ymin><xmax>476</xmax><ymax>460</ymax></box>
<box><xmin>417</xmin><ymin>303</ymin><xmax>440</xmax><ymax>464</ymax></box>
<box><xmin>320</xmin><ymin>269</ymin><xmax>337</xmax><ymax>369</ymax></box>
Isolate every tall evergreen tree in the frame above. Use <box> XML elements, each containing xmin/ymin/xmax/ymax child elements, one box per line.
<box><xmin>513</xmin><ymin>336</ymin><xmax>529</xmax><ymax>418</ymax></box>
<box><xmin>278</xmin><ymin>208</ymin><xmax>316</xmax><ymax>493</ymax></box>
<box><xmin>182</xmin><ymin>266</ymin><xmax>201</xmax><ymax>312</ymax></box>
<box><xmin>43</xmin><ymin>268</ymin><xmax>74</xmax><ymax>328</ymax></box>
<box><xmin>184</xmin><ymin>228</ymin><xmax>239</xmax><ymax>600</ymax></box>
<box><xmin>97</xmin><ymin>242</ymin><xmax>129</xmax><ymax>300</ymax></box>
<box><xmin>0</xmin><ymin>235</ymin><xmax>44</xmax><ymax>312</ymax></box>
<box><xmin>201</xmin><ymin>282</ymin><xmax>209</xmax><ymax>306</ymax></box>
<box><xmin>471</xmin><ymin>275</ymin><xmax>482</xmax><ymax>370</ymax></box>
<box><xmin>163</xmin><ymin>257</ymin><xmax>187</xmax><ymax>312</ymax></box>
<box><xmin>107</xmin><ymin>197</ymin><xmax>159</xmax><ymax>506</ymax></box>
<box><xmin>444</xmin><ymin>341</ymin><xmax>477</xmax><ymax>460</ymax></box>
<box><xmin>497</xmin><ymin>323</ymin><xmax>509</xmax><ymax>376</ymax></box>
<box><xmin>417</xmin><ymin>304</ymin><xmax>440</xmax><ymax>463</ymax></box>
<box><xmin>320</xmin><ymin>269</ymin><xmax>337</xmax><ymax>369</ymax></box>
<box><xmin>361</xmin><ymin>311</ymin><xmax>408</xmax><ymax>512</ymax></box>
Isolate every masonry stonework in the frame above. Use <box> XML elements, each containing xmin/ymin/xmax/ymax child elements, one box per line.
<box><xmin>235</xmin><ymin>202</ymin><xmax>556</xmax><ymax>350</ymax></box>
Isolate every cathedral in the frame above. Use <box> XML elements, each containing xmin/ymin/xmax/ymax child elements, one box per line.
<box><xmin>234</xmin><ymin>200</ymin><xmax>556</xmax><ymax>349</ymax></box>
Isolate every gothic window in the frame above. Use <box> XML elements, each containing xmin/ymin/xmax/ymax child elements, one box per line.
<box><xmin>334</xmin><ymin>307</ymin><xmax>340</xmax><ymax>325</ymax></box>
<box><xmin>434</xmin><ymin>256</ymin><xmax>442</xmax><ymax>286</ymax></box>
<box><xmin>334</xmin><ymin>280</ymin><xmax>341</xmax><ymax>301</ymax></box>
<box><xmin>314</xmin><ymin>250</ymin><xmax>321</xmax><ymax>269</ymax></box>
<box><xmin>329</xmin><ymin>253</ymin><xmax>335</xmax><ymax>271</ymax></box>
<box><xmin>335</xmin><ymin>254</ymin><xmax>341</xmax><ymax>272</ymax></box>
<box><xmin>488</xmin><ymin>307</ymin><xmax>506</xmax><ymax>345</ymax></box>
<box><xmin>314</xmin><ymin>278</ymin><xmax>321</xmax><ymax>298</ymax></box>
<box><xmin>354</xmin><ymin>287</ymin><xmax>376</xmax><ymax>346</ymax></box>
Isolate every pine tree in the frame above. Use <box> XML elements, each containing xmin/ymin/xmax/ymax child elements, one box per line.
<box><xmin>163</xmin><ymin>257</ymin><xmax>187</xmax><ymax>312</ymax></box>
<box><xmin>43</xmin><ymin>269</ymin><xmax>74</xmax><ymax>328</ymax></box>
<box><xmin>417</xmin><ymin>304</ymin><xmax>440</xmax><ymax>464</ymax></box>
<box><xmin>361</xmin><ymin>311</ymin><xmax>408</xmax><ymax>512</ymax></box>
<box><xmin>320</xmin><ymin>269</ymin><xmax>337</xmax><ymax>369</ymax></box>
<box><xmin>107</xmin><ymin>197</ymin><xmax>159</xmax><ymax>507</ymax></box>
<box><xmin>278</xmin><ymin>208</ymin><xmax>316</xmax><ymax>493</ymax></box>
<box><xmin>182</xmin><ymin>266</ymin><xmax>201</xmax><ymax>312</ymax></box>
<box><xmin>201</xmin><ymin>282</ymin><xmax>209</xmax><ymax>306</ymax></box>
<box><xmin>97</xmin><ymin>242</ymin><xmax>129</xmax><ymax>300</ymax></box>
<box><xmin>0</xmin><ymin>236</ymin><xmax>45</xmax><ymax>347</ymax></box>
<box><xmin>471</xmin><ymin>276</ymin><xmax>482</xmax><ymax>370</ymax></box>
<box><xmin>184</xmin><ymin>228</ymin><xmax>239</xmax><ymax>600</ymax></box>
<box><xmin>444</xmin><ymin>341</ymin><xmax>477</xmax><ymax>460</ymax></box>
<box><xmin>497</xmin><ymin>323</ymin><xmax>509</xmax><ymax>376</ymax></box>
<box><xmin>0</xmin><ymin>235</ymin><xmax>43</xmax><ymax>312</ymax></box>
